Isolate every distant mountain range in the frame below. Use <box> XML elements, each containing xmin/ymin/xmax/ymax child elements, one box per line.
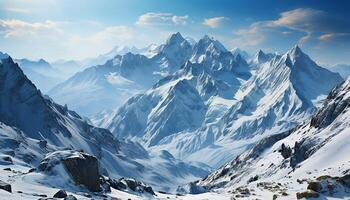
<box><xmin>0</xmin><ymin>32</ymin><xmax>349</xmax><ymax>199</ymax></box>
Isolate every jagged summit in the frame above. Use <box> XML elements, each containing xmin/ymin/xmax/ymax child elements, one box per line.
<box><xmin>166</xmin><ymin>32</ymin><xmax>186</xmax><ymax>44</ymax></box>
<box><xmin>0</xmin><ymin>51</ymin><xmax>9</xmax><ymax>59</ymax></box>
<box><xmin>251</xmin><ymin>49</ymin><xmax>274</xmax><ymax>65</ymax></box>
<box><xmin>193</xmin><ymin>35</ymin><xmax>227</xmax><ymax>55</ymax></box>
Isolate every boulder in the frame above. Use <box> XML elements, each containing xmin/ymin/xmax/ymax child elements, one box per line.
<box><xmin>63</xmin><ymin>153</ymin><xmax>100</xmax><ymax>192</ymax></box>
<box><xmin>53</xmin><ymin>189</ymin><xmax>67</xmax><ymax>198</ymax></box>
<box><xmin>38</xmin><ymin>151</ymin><xmax>101</xmax><ymax>192</ymax></box>
<box><xmin>296</xmin><ymin>190</ymin><xmax>319</xmax><ymax>199</ymax></box>
<box><xmin>279</xmin><ymin>143</ymin><xmax>292</xmax><ymax>159</ymax></box>
<box><xmin>107</xmin><ymin>177</ymin><xmax>155</xmax><ymax>195</ymax></box>
<box><xmin>307</xmin><ymin>181</ymin><xmax>322</xmax><ymax>192</ymax></box>
<box><xmin>0</xmin><ymin>180</ymin><xmax>11</xmax><ymax>193</ymax></box>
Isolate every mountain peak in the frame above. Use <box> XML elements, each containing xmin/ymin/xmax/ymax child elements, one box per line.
<box><xmin>252</xmin><ymin>49</ymin><xmax>270</xmax><ymax>64</ymax></box>
<box><xmin>0</xmin><ymin>51</ymin><xmax>10</xmax><ymax>59</ymax></box>
<box><xmin>288</xmin><ymin>45</ymin><xmax>304</xmax><ymax>59</ymax></box>
<box><xmin>202</xmin><ymin>34</ymin><xmax>212</xmax><ymax>41</ymax></box>
<box><xmin>166</xmin><ymin>32</ymin><xmax>185</xmax><ymax>44</ymax></box>
<box><xmin>195</xmin><ymin>35</ymin><xmax>227</xmax><ymax>54</ymax></box>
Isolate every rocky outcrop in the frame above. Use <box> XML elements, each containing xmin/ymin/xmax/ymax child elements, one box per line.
<box><xmin>290</xmin><ymin>139</ymin><xmax>315</xmax><ymax>168</ymax></box>
<box><xmin>0</xmin><ymin>180</ymin><xmax>11</xmax><ymax>193</ymax></box>
<box><xmin>311</xmin><ymin>79</ymin><xmax>350</xmax><ymax>128</ymax></box>
<box><xmin>105</xmin><ymin>177</ymin><xmax>155</xmax><ymax>195</ymax></box>
<box><xmin>296</xmin><ymin>190</ymin><xmax>319</xmax><ymax>199</ymax></box>
<box><xmin>38</xmin><ymin>151</ymin><xmax>101</xmax><ymax>192</ymax></box>
<box><xmin>63</xmin><ymin>153</ymin><xmax>100</xmax><ymax>192</ymax></box>
<box><xmin>279</xmin><ymin>143</ymin><xmax>292</xmax><ymax>159</ymax></box>
<box><xmin>53</xmin><ymin>189</ymin><xmax>67</xmax><ymax>198</ymax></box>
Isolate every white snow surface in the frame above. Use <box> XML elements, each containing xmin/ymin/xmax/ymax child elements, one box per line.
<box><xmin>0</xmin><ymin>56</ymin><xmax>211</xmax><ymax>193</ymax></box>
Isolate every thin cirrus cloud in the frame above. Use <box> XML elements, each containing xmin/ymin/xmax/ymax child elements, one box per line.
<box><xmin>232</xmin><ymin>8</ymin><xmax>350</xmax><ymax>47</ymax></box>
<box><xmin>0</xmin><ymin>19</ymin><xmax>59</xmax><ymax>38</ymax></box>
<box><xmin>202</xmin><ymin>16</ymin><xmax>229</xmax><ymax>28</ymax></box>
<box><xmin>0</xmin><ymin>18</ymin><xmax>140</xmax><ymax>59</ymax></box>
<box><xmin>136</xmin><ymin>12</ymin><xmax>188</xmax><ymax>26</ymax></box>
<box><xmin>5</xmin><ymin>7</ymin><xmax>31</xmax><ymax>13</ymax></box>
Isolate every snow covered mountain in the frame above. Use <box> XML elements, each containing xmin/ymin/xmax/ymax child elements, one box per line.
<box><xmin>105</xmin><ymin>35</ymin><xmax>252</xmax><ymax>147</ymax></box>
<box><xmin>193</xmin><ymin>77</ymin><xmax>350</xmax><ymax>199</ymax></box>
<box><xmin>104</xmin><ymin>44</ymin><xmax>342</xmax><ymax>168</ymax></box>
<box><xmin>0</xmin><ymin>56</ymin><xmax>210</xmax><ymax>195</ymax></box>
<box><xmin>15</xmin><ymin>58</ymin><xmax>64</xmax><ymax>92</ymax></box>
<box><xmin>48</xmin><ymin>32</ymin><xmax>193</xmax><ymax>117</ymax></box>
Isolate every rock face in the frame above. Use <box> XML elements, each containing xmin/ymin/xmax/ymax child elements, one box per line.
<box><xmin>38</xmin><ymin>151</ymin><xmax>101</xmax><ymax>192</ymax></box>
<box><xmin>0</xmin><ymin>180</ymin><xmax>11</xmax><ymax>193</ymax></box>
<box><xmin>106</xmin><ymin>177</ymin><xmax>155</xmax><ymax>195</ymax></box>
<box><xmin>311</xmin><ymin>79</ymin><xmax>350</xmax><ymax>128</ymax></box>
<box><xmin>53</xmin><ymin>189</ymin><xmax>67</xmax><ymax>198</ymax></box>
<box><xmin>296</xmin><ymin>190</ymin><xmax>319</xmax><ymax>199</ymax></box>
<box><xmin>62</xmin><ymin>153</ymin><xmax>100</xmax><ymax>192</ymax></box>
<box><xmin>279</xmin><ymin>143</ymin><xmax>292</xmax><ymax>159</ymax></box>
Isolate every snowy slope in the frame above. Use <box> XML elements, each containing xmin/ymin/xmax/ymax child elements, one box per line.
<box><xmin>0</xmin><ymin>56</ymin><xmax>210</xmax><ymax>193</ymax></box>
<box><xmin>195</xmin><ymin>78</ymin><xmax>350</xmax><ymax>199</ymax></box>
<box><xmin>104</xmin><ymin>44</ymin><xmax>342</xmax><ymax>169</ymax></box>
<box><xmin>48</xmin><ymin>33</ymin><xmax>193</xmax><ymax>117</ymax></box>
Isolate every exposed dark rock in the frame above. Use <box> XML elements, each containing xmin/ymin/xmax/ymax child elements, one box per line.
<box><xmin>337</xmin><ymin>174</ymin><xmax>350</xmax><ymax>187</ymax></box>
<box><xmin>62</xmin><ymin>153</ymin><xmax>100</xmax><ymax>192</ymax></box>
<box><xmin>0</xmin><ymin>180</ymin><xmax>11</xmax><ymax>193</ymax></box>
<box><xmin>100</xmin><ymin>176</ymin><xmax>111</xmax><ymax>193</ymax></box>
<box><xmin>107</xmin><ymin>177</ymin><xmax>155</xmax><ymax>195</ymax></box>
<box><xmin>307</xmin><ymin>181</ymin><xmax>322</xmax><ymax>192</ymax></box>
<box><xmin>2</xmin><ymin>156</ymin><xmax>13</xmax><ymax>164</ymax></box>
<box><xmin>272</xmin><ymin>194</ymin><xmax>278</xmax><ymax>200</ymax></box>
<box><xmin>290</xmin><ymin>140</ymin><xmax>314</xmax><ymax>167</ymax></box>
<box><xmin>53</xmin><ymin>189</ymin><xmax>67</xmax><ymax>198</ymax></box>
<box><xmin>296</xmin><ymin>190</ymin><xmax>319</xmax><ymax>199</ymax></box>
<box><xmin>247</xmin><ymin>175</ymin><xmax>259</xmax><ymax>183</ymax></box>
<box><xmin>279</xmin><ymin>143</ymin><xmax>292</xmax><ymax>159</ymax></box>
<box><xmin>38</xmin><ymin>140</ymin><xmax>47</xmax><ymax>148</ymax></box>
<box><xmin>311</xmin><ymin>80</ymin><xmax>350</xmax><ymax>128</ymax></box>
<box><xmin>38</xmin><ymin>151</ymin><xmax>101</xmax><ymax>192</ymax></box>
<box><xmin>3</xmin><ymin>168</ymin><xmax>11</xmax><ymax>171</ymax></box>
<box><xmin>28</xmin><ymin>168</ymin><xmax>36</xmax><ymax>173</ymax></box>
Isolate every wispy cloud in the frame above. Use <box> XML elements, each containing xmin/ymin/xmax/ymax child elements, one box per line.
<box><xmin>5</xmin><ymin>7</ymin><xmax>31</xmax><ymax>14</ymax></box>
<box><xmin>0</xmin><ymin>18</ymin><xmax>145</xmax><ymax>60</ymax></box>
<box><xmin>202</xmin><ymin>16</ymin><xmax>229</xmax><ymax>28</ymax></box>
<box><xmin>231</xmin><ymin>8</ymin><xmax>350</xmax><ymax>47</ymax></box>
<box><xmin>136</xmin><ymin>12</ymin><xmax>188</xmax><ymax>26</ymax></box>
<box><xmin>0</xmin><ymin>19</ymin><xmax>59</xmax><ymax>38</ymax></box>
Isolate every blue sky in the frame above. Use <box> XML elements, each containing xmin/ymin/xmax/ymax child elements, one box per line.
<box><xmin>0</xmin><ymin>0</ymin><xmax>349</xmax><ymax>65</ymax></box>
